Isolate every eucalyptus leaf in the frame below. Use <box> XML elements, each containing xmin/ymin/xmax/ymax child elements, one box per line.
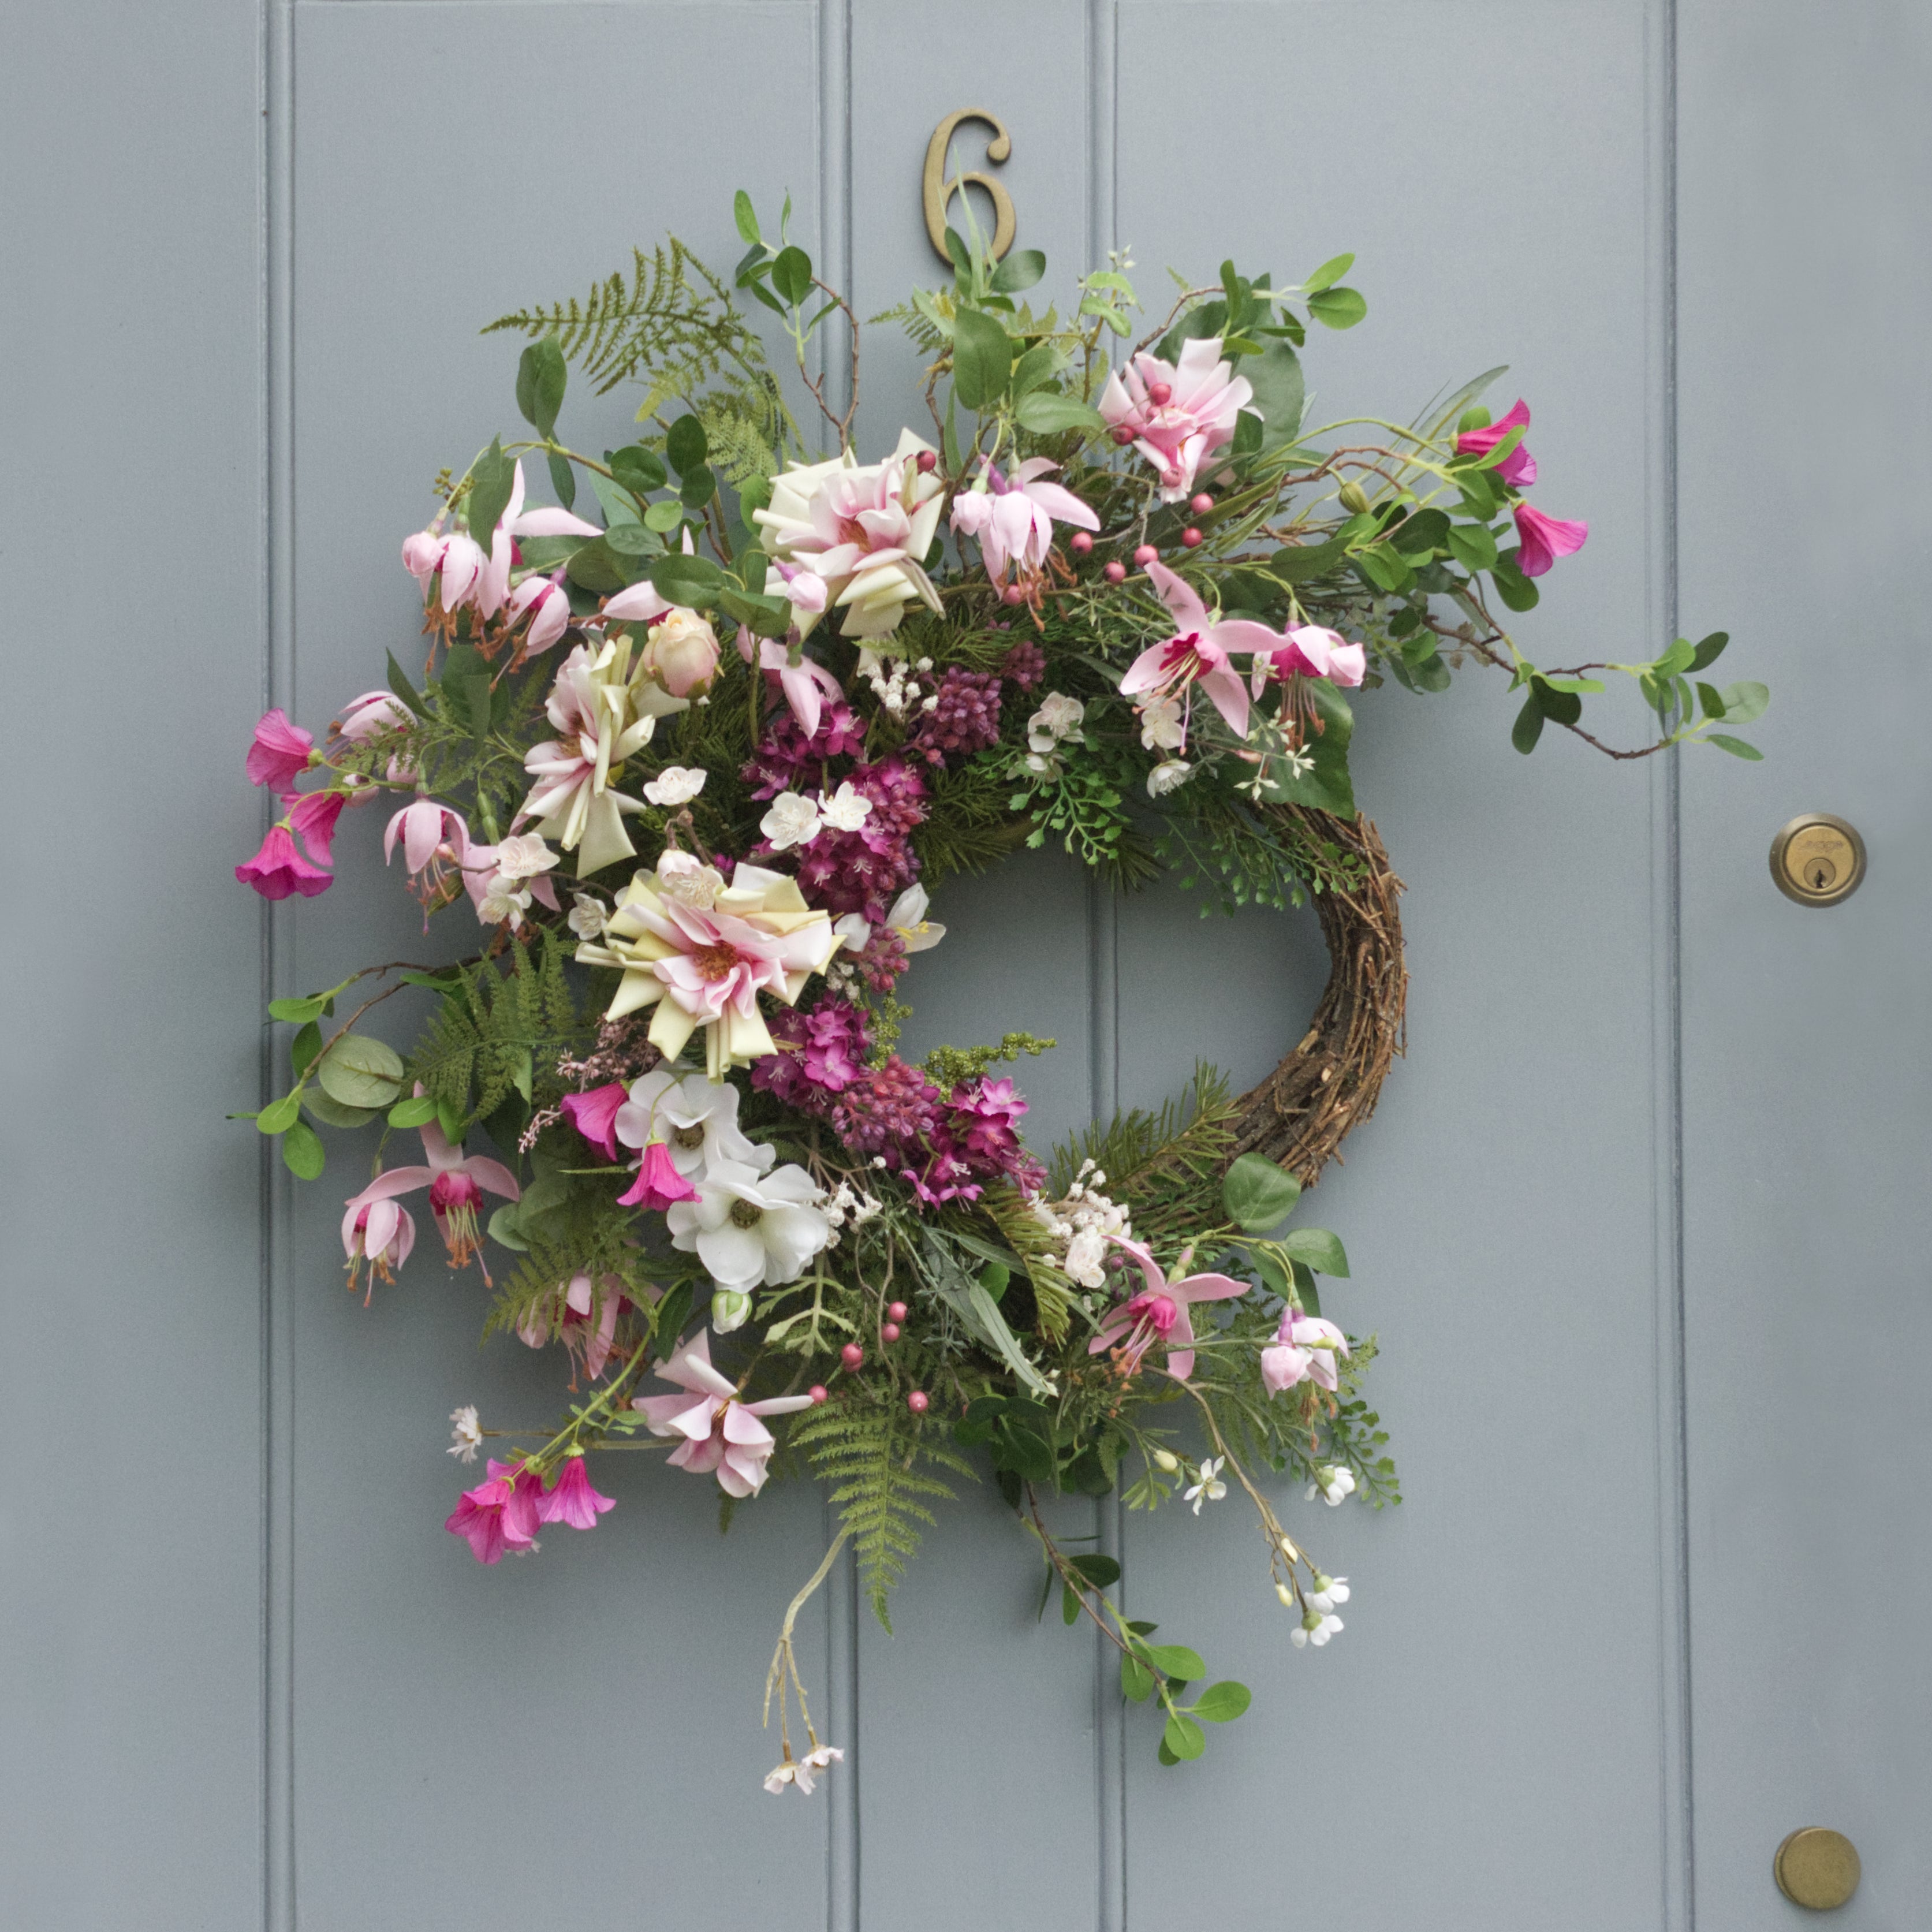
<box><xmin>281</xmin><ymin>1118</ymin><xmax>326</xmax><ymax>1181</ymax></box>
<box><xmin>1193</xmin><ymin>1680</ymin><xmax>1252</xmax><ymax>1724</ymax></box>
<box><xmin>316</xmin><ymin>1033</ymin><xmax>405</xmax><ymax>1110</ymax></box>
<box><xmin>1244</xmin><ymin>338</ymin><xmax>1306</xmax><ymax>450</ymax></box>
<box><xmin>514</xmin><ymin>336</ymin><xmax>566</xmax><ymax>441</ymax></box>
<box><xmin>1222</xmin><ymin>1151</ymin><xmax>1301</xmax><ymax>1232</ymax></box>
<box><xmin>303</xmin><ymin>1088</ymin><xmax>378</xmax><ymax>1131</ymax></box>
<box><xmin>487</xmin><ymin>1203</ymin><xmax>529</xmax><ymax>1254</ymax></box>
<box><xmin>256</xmin><ymin>1091</ymin><xmax>301</xmax><ymax>1136</ymax></box>
<box><xmin>990</xmin><ymin>248</ymin><xmax>1046</xmax><ymax>293</ymax></box>
<box><xmin>1307</xmin><ymin>285</ymin><xmax>1368</xmax><ymax>329</ymax></box>
<box><xmin>1162</xmin><ymin>1713</ymin><xmax>1207</xmax><ymax>1762</ymax></box>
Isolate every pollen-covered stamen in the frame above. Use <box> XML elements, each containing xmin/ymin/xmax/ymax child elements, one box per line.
<box><xmin>672</xmin><ymin>1122</ymin><xmax>706</xmax><ymax>1151</ymax></box>
<box><xmin>729</xmin><ymin>1197</ymin><xmax>766</xmax><ymax>1230</ymax></box>
<box><xmin>430</xmin><ymin>1170</ymin><xmax>489</xmax><ymax>1278</ymax></box>
<box><xmin>692</xmin><ymin>939</ymin><xmax>743</xmax><ymax>983</ymax></box>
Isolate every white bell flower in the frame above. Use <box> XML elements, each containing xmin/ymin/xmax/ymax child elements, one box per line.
<box><xmin>1308</xmin><ymin>1573</ymin><xmax>1349</xmax><ymax>1614</ymax></box>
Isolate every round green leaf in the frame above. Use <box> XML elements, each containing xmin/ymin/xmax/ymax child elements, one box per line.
<box><xmin>487</xmin><ymin>1204</ymin><xmax>529</xmax><ymax>1254</ymax></box>
<box><xmin>387</xmin><ymin>1093</ymin><xmax>439</xmax><ymax>1130</ymax></box>
<box><xmin>1141</xmin><ymin>1643</ymin><xmax>1205</xmax><ymax>1682</ymax></box>
<box><xmin>1222</xmin><ymin>1151</ymin><xmax>1302</xmax><ymax>1232</ymax></box>
<box><xmin>256</xmin><ymin>1091</ymin><xmax>302</xmax><ymax>1136</ymax></box>
<box><xmin>281</xmin><ymin>1118</ymin><xmax>326</xmax><ymax>1181</ymax></box>
<box><xmin>1162</xmin><ymin>1713</ymin><xmax>1207</xmax><ymax>1761</ymax></box>
<box><xmin>1280</xmin><ymin>1227</ymin><xmax>1349</xmax><ymax>1278</ymax></box>
<box><xmin>1193</xmin><ymin>1680</ymin><xmax>1252</xmax><ymax>1724</ymax></box>
<box><xmin>304</xmin><ymin>1090</ymin><xmax>378</xmax><ymax>1131</ymax></box>
<box><xmin>1120</xmin><ymin>1656</ymin><xmax>1156</xmax><ymax>1704</ymax></box>
<box><xmin>665</xmin><ymin>413</ymin><xmax>708</xmax><ymax>476</ymax></box>
<box><xmin>316</xmin><ymin>1033</ymin><xmax>405</xmax><ymax>1110</ymax></box>
<box><xmin>951</xmin><ymin>307</ymin><xmax>1013</xmax><ymax>412</ymax></box>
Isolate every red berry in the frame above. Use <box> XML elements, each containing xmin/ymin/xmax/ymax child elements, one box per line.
<box><xmin>1001</xmin><ymin>584</ymin><xmax>1025</xmax><ymax>606</ymax></box>
<box><xmin>1147</xmin><ymin>381</ymin><xmax>1173</xmax><ymax>406</ymax></box>
<box><xmin>808</xmin><ymin>1385</ymin><xmax>829</xmax><ymax>1404</ymax></box>
<box><xmin>1111</xmin><ymin>426</ymin><xmax>1135</xmax><ymax>446</ymax></box>
<box><xmin>1103</xmin><ymin>561</ymin><xmax>1127</xmax><ymax>584</ymax></box>
<box><xmin>1069</xmin><ymin>532</ymin><xmax>1093</xmax><ymax>556</ymax></box>
<box><xmin>1133</xmin><ymin>543</ymin><xmax>1158</xmax><ymax>566</ymax></box>
<box><xmin>882</xmin><ymin>1322</ymin><xmax>901</xmax><ymax>1342</ymax></box>
<box><xmin>1190</xmin><ymin>493</ymin><xmax>1214</xmax><ymax>515</ymax></box>
<box><xmin>887</xmin><ymin>1301</ymin><xmax>908</xmax><ymax>1322</ymax></box>
<box><xmin>907</xmin><ymin>1390</ymin><xmax>931</xmax><ymax>1415</ymax></box>
<box><xmin>840</xmin><ymin>1344</ymin><xmax>864</xmax><ymax>1371</ymax></box>
<box><xmin>1181</xmin><ymin>527</ymin><xmax>1203</xmax><ymax>549</ymax></box>
<box><xmin>915</xmin><ymin>449</ymin><xmax>938</xmax><ymax>473</ymax></box>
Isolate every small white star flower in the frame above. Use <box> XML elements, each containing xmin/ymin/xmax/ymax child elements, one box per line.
<box><xmin>447</xmin><ymin>1405</ymin><xmax>482</xmax><ymax>1464</ymax></box>
<box><xmin>816</xmin><ymin>781</ymin><xmax>874</xmax><ymax>832</ymax></box>
<box><xmin>1137</xmin><ymin>694</ymin><xmax>1186</xmax><ymax>751</ymax></box>
<box><xmin>1184</xmin><ymin>1456</ymin><xmax>1228</xmax><ymax>1515</ymax></box>
<box><xmin>1146</xmin><ymin>759</ymin><xmax>1194</xmax><ymax>799</ymax></box>
<box><xmin>1290</xmin><ymin>1610</ymin><xmax>1344</xmax><ymax>1649</ymax></box>
<box><xmin>1308</xmin><ymin>1572</ymin><xmax>1350</xmax><ymax>1614</ymax></box>
<box><xmin>567</xmin><ymin>892</ymin><xmax>607</xmax><ymax>939</ymax></box>
<box><xmin>1306</xmin><ymin>1465</ymin><xmax>1357</xmax><ymax>1507</ymax></box>
<box><xmin>760</xmin><ymin>790</ymin><xmax>822</xmax><ymax>851</ymax></box>
<box><xmin>643</xmin><ymin>764</ymin><xmax>707</xmax><ymax>807</ymax></box>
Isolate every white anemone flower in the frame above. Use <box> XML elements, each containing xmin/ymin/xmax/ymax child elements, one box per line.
<box><xmin>816</xmin><ymin>781</ymin><xmax>874</xmax><ymax>831</ymax></box>
<box><xmin>760</xmin><ymin>791</ymin><xmax>822</xmax><ymax>851</ymax></box>
<box><xmin>666</xmin><ymin>1158</ymin><xmax>831</xmax><ymax>1289</ymax></box>
<box><xmin>614</xmin><ymin>1069</ymin><xmax>773</xmax><ymax>1180</ymax></box>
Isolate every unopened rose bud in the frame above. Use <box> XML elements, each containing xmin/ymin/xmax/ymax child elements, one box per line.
<box><xmin>643</xmin><ymin>607</ymin><xmax>721</xmax><ymax>696</ymax></box>
<box><xmin>711</xmin><ymin>1288</ymin><xmax>751</xmax><ymax>1333</ymax></box>
<box><xmin>1338</xmin><ymin>480</ymin><xmax>1371</xmax><ymax>514</ymax></box>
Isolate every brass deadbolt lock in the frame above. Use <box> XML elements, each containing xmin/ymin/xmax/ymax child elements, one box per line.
<box><xmin>1770</xmin><ymin>814</ymin><xmax>1866</xmax><ymax>907</ymax></box>
<box><xmin>1774</xmin><ymin>1827</ymin><xmax>1861</xmax><ymax>1909</ymax></box>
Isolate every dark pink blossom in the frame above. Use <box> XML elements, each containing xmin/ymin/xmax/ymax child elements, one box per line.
<box><xmin>616</xmin><ymin>1139</ymin><xmax>700</xmax><ymax>1211</ymax></box>
<box><xmin>1454</xmin><ymin>397</ymin><xmax>1538</xmax><ymax>489</ymax></box>
<box><xmin>445</xmin><ymin>1457</ymin><xmax>543</xmax><ymax>1565</ymax></box>
<box><xmin>754</xmin><ymin>997</ymin><xmax>872</xmax><ymax>1109</ymax></box>
<box><xmin>246</xmin><ymin>710</ymin><xmax>314</xmax><ymax>790</ymax></box>
<box><xmin>560</xmin><ymin>1083</ymin><xmax>628</xmax><ymax>1161</ymax></box>
<box><xmin>537</xmin><ymin>1452</ymin><xmax>617</xmax><ymax>1531</ymax></box>
<box><xmin>1512</xmin><ymin>502</ymin><xmax>1590</xmax><ymax>578</ymax></box>
<box><xmin>286</xmin><ymin>790</ymin><xmax>346</xmax><ymax>867</ymax></box>
<box><xmin>908</xmin><ymin>669</ymin><xmax>1003</xmax><ymax>764</ymax></box>
<box><xmin>236</xmin><ymin>824</ymin><xmax>331</xmax><ymax>900</ymax></box>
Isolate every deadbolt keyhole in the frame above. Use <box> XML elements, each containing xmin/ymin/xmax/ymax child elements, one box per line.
<box><xmin>1808</xmin><ymin>859</ymin><xmax>1836</xmax><ymax>891</ymax></box>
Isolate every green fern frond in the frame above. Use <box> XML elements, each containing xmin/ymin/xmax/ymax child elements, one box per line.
<box><xmin>788</xmin><ymin>1401</ymin><xmax>973</xmax><ymax>1629</ymax></box>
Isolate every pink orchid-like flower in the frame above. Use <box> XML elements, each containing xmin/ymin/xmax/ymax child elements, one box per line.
<box><xmin>1086</xmin><ymin>1237</ymin><xmax>1248</xmax><ymax>1381</ymax></box>
<box><xmin>1120</xmin><ymin>561</ymin><xmax>1284</xmax><ymax>739</ymax></box>
<box><xmin>339</xmin><ymin>1114</ymin><xmax>519</xmax><ymax>1282</ymax></box>
<box><xmin>1252</xmin><ymin>625</ymin><xmax>1368</xmax><ymax>693</ymax></box>
<box><xmin>518</xmin><ymin>1271</ymin><xmax>637</xmax><ymax>1381</ymax></box>
<box><xmin>236</xmin><ymin>823</ymin><xmax>332</xmax><ymax>901</ymax></box>
<box><xmin>757</xmin><ymin>636</ymin><xmax>845</xmax><ymax>739</ymax></box>
<box><xmin>445</xmin><ymin>1457</ymin><xmax>543</xmax><ymax>1565</ymax></box>
<box><xmin>1099</xmin><ymin>338</ymin><xmax>1253</xmax><ymax>502</ymax></box>
<box><xmin>246</xmin><ymin>710</ymin><xmax>315</xmax><ymax>790</ymax></box>
<box><xmin>950</xmin><ymin>458</ymin><xmax>1099</xmax><ymax>585</ymax></box>
<box><xmin>286</xmin><ymin>790</ymin><xmax>346</xmax><ymax>867</ymax></box>
<box><xmin>1260</xmin><ymin>1308</ymin><xmax>1352</xmax><ymax>1394</ymax></box>
<box><xmin>506</xmin><ymin>568</ymin><xmax>571</xmax><ymax>656</ymax></box>
<box><xmin>383</xmin><ymin>799</ymin><xmax>496</xmax><ymax>916</ymax></box>
<box><xmin>633</xmin><ymin>1330</ymin><xmax>814</xmax><ymax>1497</ymax></box>
<box><xmin>1512</xmin><ymin>502</ymin><xmax>1590</xmax><ymax>578</ymax></box>
<box><xmin>336</xmin><ymin>690</ymin><xmax>410</xmax><ymax>744</ymax></box>
<box><xmin>754</xmin><ymin>430</ymin><xmax>946</xmax><ymax>641</ymax></box>
<box><xmin>560</xmin><ymin>1083</ymin><xmax>628</xmax><ymax>1161</ymax></box>
<box><xmin>537</xmin><ymin>1451</ymin><xmax>617</xmax><ymax>1530</ymax></box>
<box><xmin>616</xmin><ymin>1140</ymin><xmax>700</xmax><ymax>1212</ymax></box>
<box><xmin>1453</xmin><ymin>396</ymin><xmax>1538</xmax><ymax>489</ymax></box>
<box><xmin>403</xmin><ymin>524</ymin><xmax>487</xmax><ymax>611</ymax></box>
<box><xmin>403</xmin><ymin>460</ymin><xmax>599</xmax><ymax>618</ymax></box>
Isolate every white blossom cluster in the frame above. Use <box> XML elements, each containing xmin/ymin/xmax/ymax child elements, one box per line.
<box><xmin>1023</xmin><ymin>690</ymin><xmax>1085</xmax><ymax>777</ymax></box>
<box><xmin>863</xmin><ymin>653</ymin><xmax>934</xmax><ymax>718</ymax></box>
<box><xmin>820</xmin><ymin>1180</ymin><xmax>883</xmax><ymax>1250</ymax></box>
<box><xmin>1029</xmin><ymin>1159</ymin><xmax>1132</xmax><ymax>1288</ymax></box>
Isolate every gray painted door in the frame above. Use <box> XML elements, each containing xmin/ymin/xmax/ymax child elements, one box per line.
<box><xmin>6</xmin><ymin>2</ymin><xmax>1925</xmax><ymax>1927</ymax></box>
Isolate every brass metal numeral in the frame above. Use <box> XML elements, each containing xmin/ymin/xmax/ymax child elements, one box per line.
<box><xmin>923</xmin><ymin>109</ymin><xmax>1016</xmax><ymax>264</ymax></box>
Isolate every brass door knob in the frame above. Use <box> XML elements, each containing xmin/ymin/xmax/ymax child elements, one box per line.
<box><xmin>1774</xmin><ymin>1827</ymin><xmax>1861</xmax><ymax>1909</ymax></box>
<box><xmin>1770</xmin><ymin>814</ymin><xmax>1866</xmax><ymax>907</ymax></box>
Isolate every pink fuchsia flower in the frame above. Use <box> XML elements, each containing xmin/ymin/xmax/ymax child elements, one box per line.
<box><xmin>633</xmin><ymin>1330</ymin><xmax>815</xmax><ymax>1497</ymax></box>
<box><xmin>1260</xmin><ymin>1308</ymin><xmax>1352</xmax><ymax>1394</ymax></box>
<box><xmin>246</xmin><ymin>710</ymin><xmax>315</xmax><ymax>790</ymax></box>
<box><xmin>1453</xmin><ymin>396</ymin><xmax>1538</xmax><ymax>489</ymax></box>
<box><xmin>505</xmin><ymin>569</ymin><xmax>571</xmax><ymax>657</ymax></box>
<box><xmin>384</xmin><ymin>799</ymin><xmax>495</xmax><ymax>916</ymax></box>
<box><xmin>1120</xmin><ymin>561</ymin><xmax>1284</xmax><ymax>739</ymax></box>
<box><xmin>518</xmin><ymin>1271</ymin><xmax>638</xmax><ymax>1381</ymax></box>
<box><xmin>616</xmin><ymin>1140</ymin><xmax>700</xmax><ymax>1212</ymax></box>
<box><xmin>1099</xmin><ymin>338</ymin><xmax>1253</xmax><ymax>503</ymax></box>
<box><xmin>336</xmin><ymin>690</ymin><xmax>410</xmax><ymax>744</ymax></box>
<box><xmin>339</xmin><ymin>1116</ymin><xmax>519</xmax><ymax>1281</ymax></box>
<box><xmin>236</xmin><ymin>824</ymin><xmax>332</xmax><ymax>901</ymax></box>
<box><xmin>560</xmin><ymin>1083</ymin><xmax>628</xmax><ymax>1161</ymax></box>
<box><xmin>403</xmin><ymin>525</ymin><xmax>487</xmax><ymax>611</ymax></box>
<box><xmin>754</xmin><ymin>430</ymin><xmax>946</xmax><ymax>642</ymax></box>
<box><xmin>1512</xmin><ymin>502</ymin><xmax>1590</xmax><ymax>578</ymax></box>
<box><xmin>1253</xmin><ymin>625</ymin><xmax>1368</xmax><ymax>693</ymax></box>
<box><xmin>339</xmin><ymin>1176</ymin><xmax>417</xmax><ymax>1300</ymax></box>
<box><xmin>444</xmin><ymin>1457</ymin><xmax>542</xmax><ymax>1565</ymax></box>
<box><xmin>286</xmin><ymin>790</ymin><xmax>346</xmax><ymax>867</ymax></box>
<box><xmin>476</xmin><ymin>460</ymin><xmax>602</xmax><ymax>620</ymax></box>
<box><xmin>536</xmin><ymin>1450</ymin><xmax>617</xmax><ymax>1531</ymax></box>
<box><xmin>575</xmin><ymin>861</ymin><xmax>841</xmax><ymax>1075</ymax></box>
<box><xmin>1086</xmin><ymin>1237</ymin><xmax>1248</xmax><ymax>1381</ymax></box>
<box><xmin>950</xmin><ymin>458</ymin><xmax>1099</xmax><ymax>585</ymax></box>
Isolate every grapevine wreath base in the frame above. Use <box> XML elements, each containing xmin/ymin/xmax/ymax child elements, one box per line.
<box><xmin>232</xmin><ymin>188</ymin><xmax>1756</xmax><ymax>1785</ymax></box>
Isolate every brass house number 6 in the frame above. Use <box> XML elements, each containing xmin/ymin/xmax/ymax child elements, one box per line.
<box><xmin>923</xmin><ymin>109</ymin><xmax>1016</xmax><ymax>263</ymax></box>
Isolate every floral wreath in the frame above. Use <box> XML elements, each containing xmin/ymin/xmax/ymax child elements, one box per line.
<box><xmin>234</xmin><ymin>193</ymin><xmax>1764</xmax><ymax>1791</ymax></box>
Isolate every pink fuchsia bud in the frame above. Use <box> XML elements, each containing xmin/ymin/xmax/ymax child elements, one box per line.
<box><xmin>840</xmin><ymin>1344</ymin><xmax>864</xmax><ymax>1371</ymax></box>
<box><xmin>1181</xmin><ymin>527</ymin><xmax>1203</xmax><ymax>549</ymax></box>
<box><xmin>560</xmin><ymin>1083</ymin><xmax>628</xmax><ymax>1162</ymax></box>
<box><xmin>617</xmin><ymin>1140</ymin><xmax>701</xmax><ymax>1211</ymax></box>
<box><xmin>809</xmin><ymin>1385</ymin><xmax>829</xmax><ymax>1404</ymax></box>
<box><xmin>286</xmin><ymin>790</ymin><xmax>345</xmax><ymax>867</ymax></box>
<box><xmin>1512</xmin><ymin>502</ymin><xmax>1590</xmax><ymax>578</ymax></box>
<box><xmin>1069</xmin><ymin>531</ymin><xmax>1093</xmax><ymax>555</ymax></box>
<box><xmin>506</xmin><ymin>570</ymin><xmax>571</xmax><ymax>655</ymax></box>
<box><xmin>1104</xmin><ymin>561</ymin><xmax>1127</xmax><ymax>584</ymax></box>
<box><xmin>1110</xmin><ymin>426</ymin><xmax>1135</xmax><ymax>446</ymax></box>
<box><xmin>401</xmin><ymin>528</ymin><xmax>445</xmax><ymax>586</ymax></box>
<box><xmin>236</xmin><ymin>824</ymin><xmax>331</xmax><ymax>901</ymax></box>
<box><xmin>1133</xmin><ymin>543</ymin><xmax>1158</xmax><ymax>566</ymax></box>
<box><xmin>1146</xmin><ymin>381</ymin><xmax>1173</xmax><ymax>406</ymax></box>
<box><xmin>907</xmin><ymin>1390</ymin><xmax>930</xmax><ymax>1415</ymax></box>
<box><xmin>881</xmin><ymin>1322</ymin><xmax>901</xmax><ymax>1342</ymax></box>
<box><xmin>887</xmin><ymin>1301</ymin><xmax>908</xmax><ymax>1322</ymax></box>
<box><xmin>1189</xmin><ymin>493</ymin><xmax>1214</xmax><ymax>514</ymax></box>
<box><xmin>915</xmin><ymin>449</ymin><xmax>938</xmax><ymax>473</ymax></box>
<box><xmin>247</xmin><ymin>710</ymin><xmax>315</xmax><ymax>790</ymax></box>
<box><xmin>336</xmin><ymin>690</ymin><xmax>409</xmax><ymax>743</ymax></box>
<box><xmin>536</xmin><ymin>1452</ymin><xmax>617</xmax><ymax>1531</ymax></box>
